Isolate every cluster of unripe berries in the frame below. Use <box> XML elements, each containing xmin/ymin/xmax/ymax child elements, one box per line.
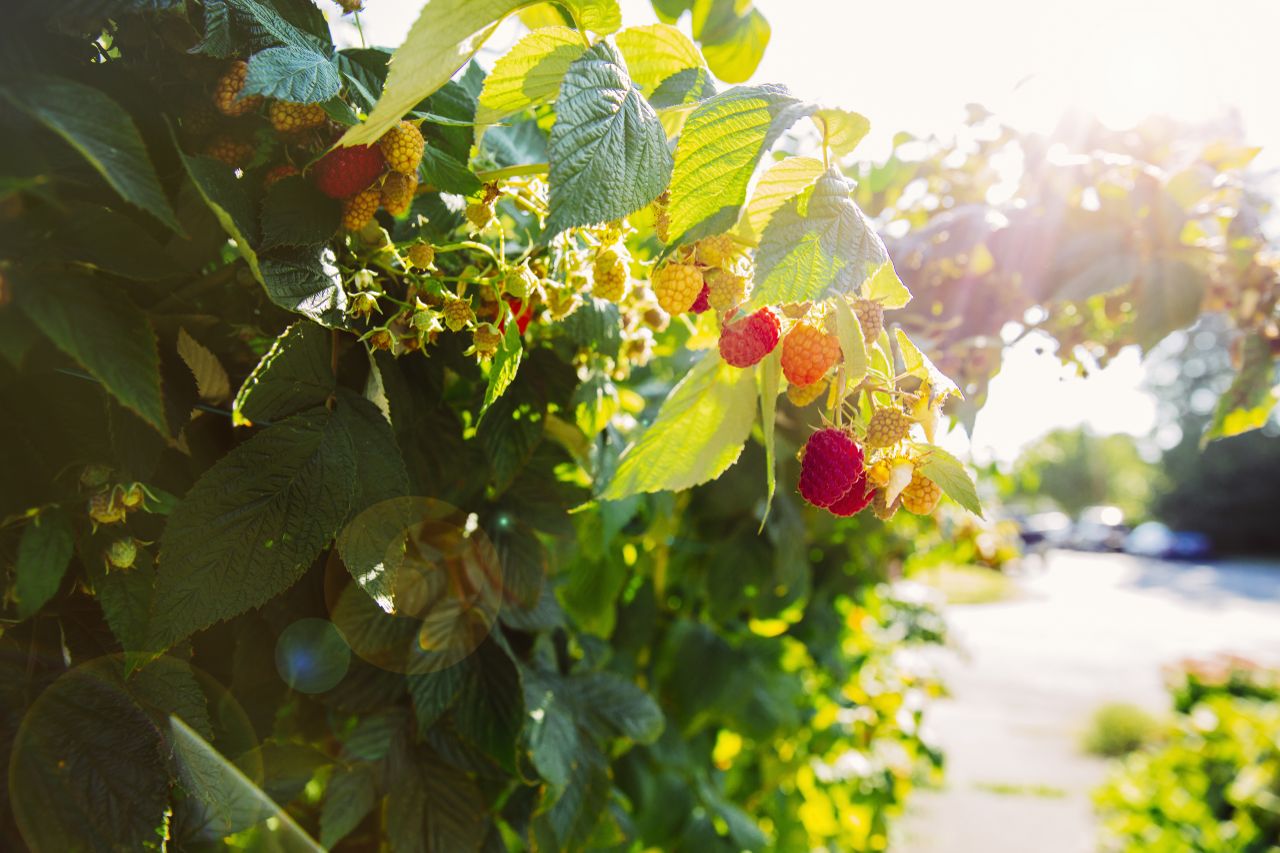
<box><xmin>207</xmin><ymin>60</ymin><xmax>426</xmax><ymax>231</ymax></box>
<box><xmin>80</xmin><ymin>467</ymin><xmax>147</xmax><ymax>571</ymax></box>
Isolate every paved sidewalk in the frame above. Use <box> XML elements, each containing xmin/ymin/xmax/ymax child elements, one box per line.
<box><xmin>896</xmin><ymin>550</ymin><xmax>1280</xmax><ymax>853</ymax></box>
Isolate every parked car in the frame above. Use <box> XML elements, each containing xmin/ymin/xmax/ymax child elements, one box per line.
<box><xmin>1072</xmin><ymin>505</ymin><xmax>1128</xmax><ymax>551</ymax></box>
<box><xmin>1018</xmin><ymin>510</ymin><xmax>1073</xmax><ymax>549</ymax></box>
<box><xmin>1125</xmin><ymin>522</ymin><xmax>1213</xmax><ymax>561</ymax></box>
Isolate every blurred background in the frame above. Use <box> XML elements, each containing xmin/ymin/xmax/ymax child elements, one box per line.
<box><xmin>342</xmin><ymin>2</ymin><xmax>1280</xmax><ymax>850</ymax></box>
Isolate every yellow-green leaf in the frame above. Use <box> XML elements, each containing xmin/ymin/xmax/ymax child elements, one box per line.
<box><xmin>757</xmin><ymin>348</ymin><xmax>781</xmax><ymax>529</ymax></box>
<box><xmin>895</xmin><ymin>328</ymin><xmax>960</xmax><ymax>400</ymax></box>
<box><xmin>697</xmin><ymin>6</ymin><xmax>769</xmax><ymax>84</ymax></box>
<box><xmin>833</xmin><ymin>295</ymin><xmax>868</xmax><ymax>388</ymax></box>
<box><xmin>812</xmin><ymin>107</ymin><xmax>870</xmax><ymax>157</ymax></box>
<box><xmin>615</xmin><ymin>24</ymin><xmax>704</xmax><ymax>93</ymax></box>
<box><xmin>865</xmin><ymin>260</ymin><xmax>912</xmax><ymax>308</ymax></box>
<box><xmin>735</xmin><ymin>155</ymin><xmax>824</xmax><ymax>245</ymax></box>
<box><xmin>474</xmin><ymin>27</ymin><xmax>585</xmax><ymax>126</ymax></box>
<box><xmin>918</xmin><ymin>445</ymin><xmax>982</xmax><ymax>517</ymax></box>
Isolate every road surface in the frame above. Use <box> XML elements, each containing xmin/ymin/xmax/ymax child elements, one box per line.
<box><xmin>896</xmin><ymin>550</ymin><xmax>1280</xmax><ymax>853</ymax></box>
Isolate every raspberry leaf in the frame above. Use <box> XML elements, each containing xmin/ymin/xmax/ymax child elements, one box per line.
<box><xmin>14</xmin><ymin>508</ymin><xmax>73</xmax><ymax>619</ymax></box>
<box><xmin>547</xmin><ymin>41</ymin><xmax>672</xmax><ymax>235</ymax></box>
<box><xmin>833</xmin><ymin>295</ymin><xmax>868</xmax><ymax>387</ymax></box>
<box><xmin>259</xmin><ymin>246</ymin><xmax>349</xmax><ymax>327</ymax></box>
<box><xmin>602</xmin><ymin>353</ymin><xmax>758</xmax><ymax>498</ymax></box>
<box><xmin>320</xmin><ymin>764</ymin><xmax>378</xmax><ymax>849</ymax></box>
<box><xmin>243</xmin><ymin>46</ymin><xmax>341</xmax><ymax>103</ymax></box>
<box><xmin>757</xmin><ymin>348</ymin><xmax>782</xmax><ymax>528</ymax></box>
<box><xmin>338</xmin><ymin>0</ymin><xmax>525</xmax><ymax>147</ymax></box>
<box><xmin>233</xmin><ymin>321</ymin><xmax>335</xmax><ymax>426</ymax></box>
<box><xmin>1204</xmin><ymin>332</ymin><xmax>1277</xmax><ymax>444</ymax></box>
<box><xmin>18</xmin><ymin>275</ymin><xmax>168</xmax><ymax>436</ymax></box>
<box><xmin>557</xmin><ymin>0</ymin><xmax>623</xmax><ymax>35</ymax></box>
<box><xmin>694</xmin><ymin>3</ymin><xmax>770</xmax><ymax>83</ymax></box>
<box><xmin>480</xmin><ymin>320</ymin><xmax>524</xmax><ymax>417</ymax></box>
<box><xmin>735</xmin><ymin>155</ymin><xmax>824</xmax><ymax>246</ymax></box>
<box><xmin>812</xmin><ymin>107</ymin><xmax>870</xmax><ymax>157</ymax></box>
<box><xmin>615</xmin><ymin>23</ymin><xmax>705</xmax><ymax>93</ymax></box>
<box><xmin>667</xmin><ymin>84</ymin><xmax>814</xmax><ymax>247</ymax></box>
<box><xmin>474</xmin><ymin>26</ymin><xmax>586</xmax><ymax>127</ymax></box>
<box><xmin>260</xmin><ymin>176</ymin><xmax>341</xmax><ymax>249</ymax></box>
<box><xmin>1</xmin><ymin>76</ymin><xmax>181</xmax><ymax>233</ymax></box>
<box><xmin>894</xmin><ymin>329</ymin><xmax>961</xmax><ymax>400</ymax></box>
<box><xmin>864</xmin><ymin>259</ymin><xmax>912</xmax><ymax>308</ymax></box>
<box><xmin>177</xmin><ymin>146</ymin><xmax>263</xmax><ymax>281</ymax></box>
<box><xmin>917</xmin><ymin>445</ymin><xmax>983</xmax><ymax>517</ymax></box>
<box><xmin>748</xmin><ymin>168</ymin><xmax>890</xmax><ymax>309</ymax></box>
<box><xmin>148</xmin><ymin>409</ymin><xmax>357</xmax><ymax>652</ymax></box>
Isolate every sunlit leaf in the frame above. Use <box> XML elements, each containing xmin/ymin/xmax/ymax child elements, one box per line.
<box><xmin>474</xmin><ymin>27</ymin><xmax>585</xmax><ymax>126</ymax></box>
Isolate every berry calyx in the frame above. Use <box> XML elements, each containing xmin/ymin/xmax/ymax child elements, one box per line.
<box><xmin>901</xmin><ymin>469</ymin><xmax>942</xmax><ymax>515</ymax></box>
<box><xmin>781</xmin><ymin>322</ymin><xmax>841</xmax><ymax>386</ymax></box>
<box><xmin>379</xmin><ymin>120</ymin><xmax>425</xmax><ymax>174</ymax></box>
<box><xmin>866</xmin><ymin>406</ymin><xmax>911</xmax><ymax>448</ymax></box>
<box><xmin>871</xmin><ymin>489</ymin><xmax>900</xmax><ymax>521</ymax></box>
<box><xmin>213</xmin><ymin>60</ymin><xmax>262</xmax><ymax>117</ymax></box>
<box><xmin>719</xmin><ymin>307</ymin><xmax>780</xmax><ymax>368</ymax></box>
<box><xmin>341</xmin><ymin>186</ymin><xmax>380</xmax><ymax>231</ymax></box>
<box><xmin>268</xmin><ymin>101</ymin><xmax>326</xmax><ymax>133</ymax></box>
<box><xmin>312</xmin><ymin>144</ymin><xmax>386</xmax><ymax>199</ymax></box>
<box><xmin>652</xmin><ymin>262</ymin><xmax>703</xmax><ymax>315</ymax></box>
<box><xmin>853</xmin><ymin>297</ymin><xmax>884</xmax><ymax>343</ymax></box>
<box><xmin>380</xmin><ymin>171</ymin><xmax>418</xmax><ymax>217</ymax></box>
<box><xmin>798</xmin><ymin>428</ymin><xmax>864</xmax><ymax>508</ymax></box>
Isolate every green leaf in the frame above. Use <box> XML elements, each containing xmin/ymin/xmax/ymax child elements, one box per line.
<box><xmin>1054</xmin><ymin>253</ymin><xmax>1138</xmax><ymax>302</ymax></box>
<box><xmin>474</xmin><ymin>26</ymin><xmax>585</xmax><ymax>126</ymax></box>
<box><xmin>757</xmin><ymin>349</ymin><xmax>780</xmax><ymax>527</ymax></box>
<box><xmin>260</xmin><ymin>176</ymin><xmax>341</xmax><ymax>249</ymax></box>
<box><xmin>320</xmin><ymin>763</ymin><xmax>378</xmax><ymax>849</ymax></box>
<box><xmin>419</xmin><ymin>146</ymin><xmax>483</xmax><ymax>196</ymax></box>
<box><xmin>233</xmin><ymin>321</ymin><xmax>334</xmax><ymax>426</ymax></box>
<box><xmin>19</xmin><ymin>276</ymin><xmax>167</xmax><ymax>435</ymax></box>
<box><xmin>833</xmin><ymin>294</ymin><xmax>868</xmax><ymax>387</ymax></box>
<box><xmin>667</xmin><ymin>84</ymin><xmax>813</xmax><ymax>246</ymax></box>
<box><xmin>557</xmin><ymin>0</ymin><xmax>622</xmax><ymax>33</ymax></box>
<box><xmin>522</xmin><ymin>668</ymin><xmax>581</xmax><ymax>797</ymax></box>
<box><xmin>92</xmin><ymin>552</ymin><xmax>157</xmax><ymax>665</ymax></box>
<box><xmin>568</xmin><ymin>671</ymin><xmax>664</xmax><ymax>744</ymax></box>
<box><xmin>8</xmin><ymin>664</ymin><xmax>169</xmax><ymax>852</ymax></box>
<box><xmin>149</xmin><ymin>410</ymin><xmax>356</xmax><ymax>651</ymax></box>
<box><xmin>531</xmin><ymin>736</ymin><xmax>610</xmax><ymax>850</ymax></box>
<box><xmin>615</xmin><ymin>23</ymin><xmax>704</xmax><ymax>92</ymax></box>
<box><xmin>56</xmin><ymin>204</ymin><xmax>186</xmax><ymax>281</ymax></box>
<box><xmin>334</xmin><ymin>389</ymin><xmax>410</xmax><ymax>517</ymax></box>
<box><xmin>177</xmin><ymin>149</ymin><xmax>262</xmax><ymax>282</ymax></box>
<box><xmin>895</xmin><ymin>328</ymin><xmax>960</xmax><ymax>400</ymax></box>
<box><xmin>864</xmin><ymin>259</ymin><xmax>911</xmax><ymax>308</ymax></box>
<box><xmin>243</xmin><ymin>46</ymin><xmax>340</xmax><ymax>103</ymax></box>
<box><xmin>918</xmin><ymin>445</ymin><xmax>982</xmax><ymax>517</ymax></box>
<box><xmin>480</xmin><ymin>320</ymin><xmax>523</xmax><ymax>416</ymax></box>
<box><xmin>260</xmin><ymin>246</ymin><xmax>348</xmax><ymax>325</ymax></box>
<box><xmin>407</xmin><ymin>665</ymin><xmax>466</xmax><ymax>732</ymax></box>
<box><xmin>386</xmin><ymin>745</ymin><xmax>487</xmax><ymax>853</ymax></box>
<box><xmin>734</xmin><ymin>155</ymin><xmax>824</xmax><ymax>246</ymax></box>
<box><xmin>602</xmin><ymin>353</ymin><xmax>759</xmax><ymax>499</ymax></box>
<box><xmin>14</xmin><ymin>508</ymin><xmax>73</xmax><ymax>619</ymax></box>
<box><xmin>547</xmin><ymin>41</ymin><xmax>672</xmax><ymax>234</ymax></box>
<box><xmin>1205</xmin><ymin>332</ymin><xmax>1277</xmax><ymax>443</ymax></box>
<box><xmin>1</xmin><ymin>76</ymin><xmax>181</xmax><ymax>232</ymax></box>
<box><xmin>1133</xmin><ymin>258</ymin><xmax>1206</xmax><ymax>350</ymax></box>
<box><xmin>696</xmin><ymin>5</ymin><xmax>769</xmax><ymax>84</ymax></box>
<box><xmin>453</xmin><ymin>642</ymin><xmax>524</xmax><ymax>771</ymax></box>
<box><xmin>226</xmin><ymin>0</ymin><xmax>329</xmax><ymax>53</ymax></box>
<box><xmin>177</xmin><ymin>327</ymin><xmax>232</xmax><ymax>405</ymax></box>
<box><xmin>812</xmin><ymin>107</ymin><xmax>870</xmax><ymax>157</ymax></box>
<box><xmin>748</xmin><ymin>168</ymin><xmax>889</xmax><ymax>309</ymax></box>
<box><xmin>337</xmin><ymin>0</ymin><xmax>525</xmax><ymax>147</ymax></box>
<box><xmin>169</xmin><ymin>716</ymin><xmax>324</xmax><ymax>848</ymax></box>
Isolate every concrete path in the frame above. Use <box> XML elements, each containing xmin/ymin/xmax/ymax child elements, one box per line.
<box><xmin>896</xmin><ymin>550</ymin><xmax>1280</xmax><ymax>853</ymax></box>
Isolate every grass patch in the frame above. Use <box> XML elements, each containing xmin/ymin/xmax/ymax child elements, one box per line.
<box><xmin>1082</xmin><ymin>702</ymin><xmax>1160</xmax><ymax>757</ymax></box>
<box><xmin>912</xmin><ymin>564</ymin><xmax>1014</xmax><ymax>605</ymax></box>
<box><xmin>973</xmin><ymin>781</ymin><xmax>1068</xmax><ymax>798</ymax></box>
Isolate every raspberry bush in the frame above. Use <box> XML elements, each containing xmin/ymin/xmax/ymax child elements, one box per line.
<box><xmin>0</xmin><ymin>1</ymin><xmax>1268</xmax><ymax>851</ymax></box>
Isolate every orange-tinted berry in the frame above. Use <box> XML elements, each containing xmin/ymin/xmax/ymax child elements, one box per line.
<box><xmin>853</xmin><ymin>298</ymin><xmax>884</xmax><ymax>343</ymax></box>
<box><xmin>205</xmin><ymin>134</ymin><xmax>255</xmax><ymax>168</ymax></box>
<box><xmin>780</xmin><ymin>322</ymin><xmax>841</xmax><ymax>386</ymax></box>
<box><xmin>341</xmin><ymin>186</ymin><xmax>380</xmax><ymax>230</ymax></box>
<box><xmin>901</xmin><ymin>469</ymin><xmax>942</xmax><ymax>515</ymax></box>
<box><xmin>263</xmin><ymin>164</ymin><xmax>299</xmax><ymax>188</ymax></box>
<box><xmin>213</xmin><ymin>60</ymin><xmax>262</xmax><ymax>117</ymax></box>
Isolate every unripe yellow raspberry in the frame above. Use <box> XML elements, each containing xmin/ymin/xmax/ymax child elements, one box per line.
<box><xmin>268</xmin><ymin>101</ymin><xmax>326</xmax><ymax>133</ymax></box>
<box><xmin>853</xmin><ymin>298</ymin><xmax>884</xmax><ymax>343</ymax></box>
<box><xmin>651</xmin><ymin>262</ymin><xmax>703</xmax><ymax>315</ymax></box>
<box><xmin>442</xmin><ymin>298</ymin><xmax>475</xmax><ymax>332</ymax></box>
<box><xmin>466</xmin><ymin>201</ymin><xmax>495</xmax><ymax>232</ymax></box>
<box><xmin>341</xmin><ymin>186</ymin><xmax>380</xmax><ymax>231</ymax></box>
<box><xmin>336</xmin><ymin>0</ymin><xmax>363</xmax><ymax>11</ymax></box>
<box><xmin>505</xmin><ymin>265</ymin><xmax>539</xmax><ymax>299</ymax></box>
<box><xmin>472</xmin><ymin>323</ymin><xmax>503</xmax><ymax>358</ymax></box>
<box><xmin>544</xmin><ymin>284</ymin><xmax>582</xmax><ymax>321</ymax></box>
<box><xmin>866</xmin><ymin>407</ymin><xmax>911</xmax><ymax>448</ymax></box>
<box><xmin>213</xmin><ymin>60</ymin><xmax>262</xmax><ymax>117</ymax></box>
<box><xmin>204</xmin><ymin>134</ymin><xmax>255</xmax><ymax>169</ymax></box>
<box><xmin>592</xmin><ymin>246</ymin><xmax>629</xmax><ymax>302</ymax></box>
<box><xmin>380</xmin><ymin>171</ymin><xmax>418</xmax><ymax>217</ymax></box>
<box><xmin>694</xmin><ymin>234</ymin><xmax>738</xmax><ymax>268</ymax></box>
<box><xmin>378</xmin><ymin>120</ymin><xmax>425</xmax><ymax>175</ymax></box>
<box><xmin>407</xmin><ymin>242</ymin><xmax>435</xmax><ymax>269</ymax></box>
<box><xmin>106</xmin><ymin>538</ymin><xmax>138</xmax><ymax>571</ymax></box>
<box><xmin>87</xmin><ymin>491</ymin><xmax>127</xmax><ymax>526</ymax></box>
<box><xmin>786</xmin><ymin>379</ymin><xmax>827</xmax><ymax>407</ymax></box>
<box><xmin>705</xmin><ymin>268</ymin><xmax>746</xmax><ymax>313</ymax></box>
<box><xmin>901</xmin><ymin>469</ymin><xmax>942</xmax><ymax>515</ymax></box>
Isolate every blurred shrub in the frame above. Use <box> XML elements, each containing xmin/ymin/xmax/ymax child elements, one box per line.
<box><xmin>1082</xmin><ymin>703</ymin><xmax>1159</xmax><ymax>757</ymax></box>
<box><xmin>1166</xmin><ymin>654</ymin><xmax>1280</xmax><ymax>714</ymax></box>
<box><xmin>1095</xmin><ymin>659</ymin><xmax>1280</xmax><ymax>851</ymax></box>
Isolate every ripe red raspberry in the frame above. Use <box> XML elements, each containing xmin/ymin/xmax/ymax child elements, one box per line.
<box><xmin>798</xmin><ymin>428</ymin><xmax>864</xmax><ymax>508</ymax></box>
<box><xmin>379</xmin><ymin>120</ymin><xmax>425</xmax><ymax>175</ymax></box>
<box><xmin>690</xmin><ymin>283</ymin><xmax>710</xmax><ymax>313</ymax></box>
<box><xmin>828</xmin><ymin>478</ymin><xmax>875</xmax><ymax>517</ymax></box>
<box><xmin>781</xmin><ymin>322</ymin><xmax>841</xmax><ymax>386</ymax></box>
<box><xmin>312</xmin><ymin>144</ymin><xmax>385</xmax><ymax>199</ymax></box>
<box><xmin>213</xmin><ymin>60</ymin><xmax>262</xmax><ymax>117</ymax></box>
<box><xmin>501</xmin><ymin>297</ymin><xmax>534</xmax><ymax>335</ymax></box>
<box><xmin>719</xmin><ymin>307</ymin><xmax>780</xmax><ymax>368</ymax></box>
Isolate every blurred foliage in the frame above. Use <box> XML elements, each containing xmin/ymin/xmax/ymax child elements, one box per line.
<box><xmin>1002</xmin><ymin>427</ymin><xmax>1160</xmax><ymax>520</ymax></box>
<box><xmin>1095</xmin><ymin>658</ymin><xmax>1280</xmax><ymax>852</ymax></box>
<box><xmin>1082</xmin><ymin>702</ymin><xmax>1159</xmax><ymax>758</ymax></box>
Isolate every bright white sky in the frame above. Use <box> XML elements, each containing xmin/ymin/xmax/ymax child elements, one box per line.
<box><xmin>328</xmin><ymin>0</ymin><xmax>1279</xmax><ymax>463</ymax></box>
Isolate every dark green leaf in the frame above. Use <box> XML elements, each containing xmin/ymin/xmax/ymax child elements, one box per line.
<box><xmin>387</xmin><ymin>746</ymin><xmax>487</xmax><ymax>853</ymax></box>
<box><xmin>244</xmin><ymin>46</ymin><xmax>341</xmax><ymax>103</ymax></box>
<box><xmin>177</xmin><ymin>148</ymin><xmax>262</xmax><ymax>279</ymax></box>
<box><xmin>531</xmin><ymin>736</ymin><xmax>610</xmax><ymax>850</ymax></box>
<box><xmin>320</xmin><ymin>763</ymin><xmax>377</xmax><ymax>849</ymax></box>
<box><xmin>192</xmin><ymin>0</ymin><xmax>234</xmax><ymax>57</ymax></box>
<box><xmin>547</xmin><ymin>41</ymin><xmax>672</xmax><ymax>235</ymax></box>
<box><xmin>419</xmin><ymin>146</ymin><xmax>481</xmax><ymax>196</ymax></box>
<box><xmin>407</xmin><ymin>665</ymin><xmax>467</xmax><ymax>733</ymax></box>
<box><xmin>226</xmin><ymin>0</ymin><xmax>329</xmax><ymax>53</ymax></box>
<box><xmin>233</xmin><ymin>321</ymin><xmax>334</xmax><ymax>426</ymax></box>
<box><xmin>453</xmin><ymin>641</ymin><xmax>523</xmax><ymax>771</ymax></box>
<box><xmin>649</xmin><ymin>65</ymin><xmax>717</xmax><ymax>110</ymax></box>
<box><xmin>14</xmin><ymin>508</ymin><xmax>73</xmax><ymax>618</ymax></box>
<box><xmin>522</xmin><ymin>668</ymin><xmax>581</xmax><ymax>797</ymax></box>
<box><xmin>334</xmin><ymin>389</ymin><xmax>410</xmax><ymax>516</ymax></box>
<box><xmin>1</xmin><ymin>76</ymin><xmax>181</xmax><ymax>232</ymax></box>
<box><xmin>480</xmin><ymin>119</ymin><xmax>548</xmax><ymax>168</ymax></box>
<box><xmin>18</xmin><ymin>276</ymin><xmax>167</xmax><ymax>435</ymax></box>
<box><xmin>260</xmin><ymin>176</ymin><xmax>341</xmax><ymax>249</ymax></box>
<box><xmin>570</xmin><ymin>671</ymin><xmax>665</xmax><ymax>744</ymax></box>
<box><xmin>149</xmin><ymin>410</ymin><xmax>356</xmax><ymax>651</ymax></box>
<box><xmin>56</xmin><ymin>204</ymin><xmax>186</xmax><ymax>280</ymax></box>
<box><xmin>260</xmin><ymin>245</ymin><xmax>348</xmax><ymax>325</ymax></box>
